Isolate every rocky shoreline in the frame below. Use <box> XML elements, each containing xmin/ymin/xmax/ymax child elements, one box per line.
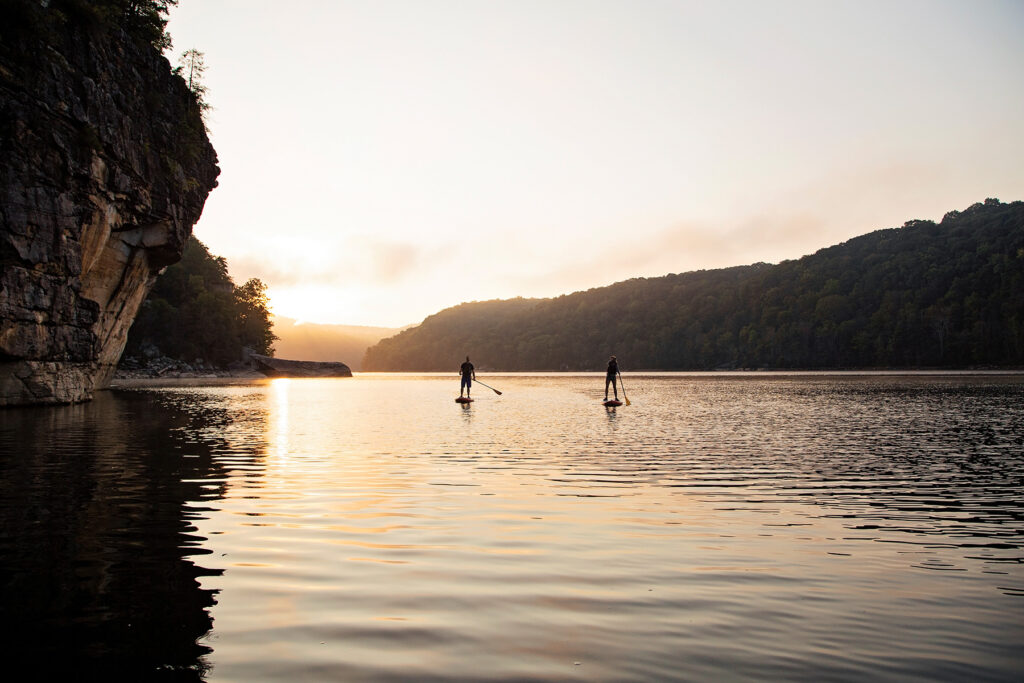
<box><xmin>114</xmin><ymin>353</ymin><xmax>353</xmax><ymax>380</ymax></box>
<box><xmin>115</xmin><ymin>355</ymin><xmax>261</xmax><ymax>380</ymax></box>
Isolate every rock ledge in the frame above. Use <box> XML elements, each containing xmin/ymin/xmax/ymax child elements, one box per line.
<box><xmin>251</xmin><ymin>355</ymin><xmax>353</xmax><ymax>378</ymax></box>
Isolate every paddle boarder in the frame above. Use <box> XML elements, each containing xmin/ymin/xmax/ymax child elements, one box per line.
<box><xmin>605</xmin><ymin>355</ymin><xmax>619</xmax><ymax>401</ymax></box>
<box><xmin>460</xmin><ymin>356</ymin><xmax>476</xmax><ymax>398</ymax></box>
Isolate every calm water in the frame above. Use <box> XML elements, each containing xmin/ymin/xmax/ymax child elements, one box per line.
<box><xmin>1</xmin><ymin>373</ymin><xmax>1022</xmax><ymax>681</ymax></box>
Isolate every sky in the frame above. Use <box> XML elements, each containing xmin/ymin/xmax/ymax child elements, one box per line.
<box><xmin>166</xmin><ymin>0</ymin><xmax>1024</xmax><ymax>328</ymax></box>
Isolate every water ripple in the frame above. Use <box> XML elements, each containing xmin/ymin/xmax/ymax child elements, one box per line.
<box><xmin>2</xmin><ymin>373</ymin><xmax>1022</xmax><ymax>680</ymax></box>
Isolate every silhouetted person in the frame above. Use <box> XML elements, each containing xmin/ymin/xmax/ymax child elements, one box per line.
<box><xmin>460</xmin><ymin>356</ymin><xmax>475</xmax><ymax>398</ymax></box>
<box><xmin>605</xmin><ymin>355</ymin><xmax>619</xmax><ymax>400</ymax></box>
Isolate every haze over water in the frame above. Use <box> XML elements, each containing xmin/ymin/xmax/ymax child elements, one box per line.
<box><xmin>2</xmin><ymin>373</ymin><xmax>1022</xmax><ymax>680</ymax></box>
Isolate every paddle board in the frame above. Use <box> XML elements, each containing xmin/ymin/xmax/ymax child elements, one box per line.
<box><xmin>603</xmin><ymin>399</ymin><xmax>623</xmax><ymax>407</ymax></box>
<box><xmin>455</xmin><ymin>397</ymin><xmax>474</xmax><ymax>403</ymax></box>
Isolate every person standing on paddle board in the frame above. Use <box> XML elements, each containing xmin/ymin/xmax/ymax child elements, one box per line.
<box><xmin>605</xmin><ymin>355</ymin><xmax>619</xmax><ymax>401</ymax></box>
<box><xmin>460</xmin><ymin>356</ymin><xmax>476</xmax><ymax>398</ymax></box>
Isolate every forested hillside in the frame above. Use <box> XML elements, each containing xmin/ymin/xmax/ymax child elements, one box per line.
<box><xmin>363</xmin><ymin>199</ymin><xmax>1024</xmax><ymax>371</ymax></box>
<box><xmin>124</xmin><ymin>237</ymin><xmax>276</xmax><ymax>367</ymax></box>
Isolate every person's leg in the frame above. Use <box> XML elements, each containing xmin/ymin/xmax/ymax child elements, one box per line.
<box><xmin>605</xmin><ymin>374</ymin><xmax>612</xmax><ymax>399</ymax></box>
<box><xmin>460</xmin><ymin>375</ymin><xmax>467</xmax><ymax>396</ymax></box>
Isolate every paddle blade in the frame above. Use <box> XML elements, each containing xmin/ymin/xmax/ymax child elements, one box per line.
<box><xmin>624</xmin><ymin>396</ymin><xmax>631</xmax><ymax>405</ymax></box>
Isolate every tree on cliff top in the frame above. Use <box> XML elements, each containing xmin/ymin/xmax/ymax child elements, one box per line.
<box><xmin>119</xmin><ymin>0</ymin><xmax>179</xmax><ymax>51</ymax></box>
<box><xmin>178</xmin><ymin>48</ymin><xmax>205</xmax><ymax>92</ymax></box>
<box><xmin>176</xmin><ymin>48</ymin><xmax>211</xmax><ymax>122</ymax></box>
<box><xmin>35</xmin><ymin>0</ymin><xmax>180</xmax><ymax>51</ymax></box>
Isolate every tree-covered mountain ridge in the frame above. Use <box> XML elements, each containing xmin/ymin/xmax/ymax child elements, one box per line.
<box><xmin>363</xmin><ymin>199</ymin><xmax>1024</xmax><ymax>371</ymax></box>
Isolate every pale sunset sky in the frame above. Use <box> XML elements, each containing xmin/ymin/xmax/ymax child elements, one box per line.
<box><xmin>166</xmin><ymin>0</ymin><xmax>1024</xmax><ymax>328</ymax></box>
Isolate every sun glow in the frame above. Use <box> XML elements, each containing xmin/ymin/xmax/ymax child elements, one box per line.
<box><xmin>171</xmin><ymin>1</ymin><xmax>1024</xmax><ymax>329</ymax></box>
<box><xmin>266</xmin><ymin>284</ymin><xmax>360</xmax><ymax>327</ymax></box>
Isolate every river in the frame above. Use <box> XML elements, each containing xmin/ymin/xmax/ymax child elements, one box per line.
<box><xmin>1</xmin><ymin>372</ymin><xmax>1022</xmax><ymax>681</ymax></box>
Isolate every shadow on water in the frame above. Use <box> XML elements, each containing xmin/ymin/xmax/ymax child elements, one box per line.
<box><xmin>0</xmin><ymin>390</ymin><xmax>255</xmax><ymax>681</ymax></box>
<box><xmin>3</xmin><ymin>374</ymin><xmax>1019</xmax><ymax>681</ymax></box>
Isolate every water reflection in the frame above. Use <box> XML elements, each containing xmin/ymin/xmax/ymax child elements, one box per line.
<box><xmin>0</xmin><ymin>390</ymin><xmax>252</xmax><ymax>680</ymax></box>
<box><xmin>270</xmin><ymin>378</ymin><xmax>290</xmax><ymax>463</ymax></box>
<box><xmin>2</xmin><ymin>374</ymin><xmax>1022</xmax><ymax>681</ymax></box>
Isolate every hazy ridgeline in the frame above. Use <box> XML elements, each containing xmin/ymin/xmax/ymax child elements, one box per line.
<box><xmin>271</xmin><ymin>318</ymin><xmax>405</xmax><ymax>371</ymax></box>
<box><xmin>363</xmin><ymin>199</ymin><xmax>1024</xmax><ymax>371</ymax></box>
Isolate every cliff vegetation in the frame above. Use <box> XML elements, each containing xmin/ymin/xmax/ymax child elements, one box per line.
<box><xmin>3</xmin><ymin>0</ymin><xmax>179</xmax><ymax>51</ymax></box>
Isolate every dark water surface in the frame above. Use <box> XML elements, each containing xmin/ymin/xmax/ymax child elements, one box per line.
<box><xmin>1</xmin><ymin>373</ymin><xmax>1022</xmax><ymax>681</ymax></box>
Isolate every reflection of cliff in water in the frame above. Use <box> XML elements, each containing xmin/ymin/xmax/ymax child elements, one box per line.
<box><xmin>0</xmin><ymin>390</ymin><xmax>249</xmax><ymax>680</ymax></box>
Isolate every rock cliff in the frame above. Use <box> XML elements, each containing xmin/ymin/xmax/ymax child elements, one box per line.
<box><xmin>1</xmin><ymin>6</ymin><xmax>219</xmax><ymax>405</ymax></box>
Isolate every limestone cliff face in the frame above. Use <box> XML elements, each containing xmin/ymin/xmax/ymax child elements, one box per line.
<box><xmin>1</xmin><ymin>12</ymin><xmax>219</xmax><ymax>405</ymax></box>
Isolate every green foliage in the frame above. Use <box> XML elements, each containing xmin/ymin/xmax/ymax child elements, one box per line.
<box><xmin>235</xmin><ymin>278</ymin><xmax>277</xmax><ymax>356</ymax></box>
<box><xmin>174</xmin><ymin>48</ymin><xmax>210</xmax><ymax>125</ymax></box>
<box><xmin>364</xmin><ymin>200</ymin><xmax>1024</xmax><ymax>371</ymax></box>
<box><xmin>125</xmin><ymin>237</ymin><xmax>278</xmax><ymax>366</ymax></box>
<box><xmin>42</xmin><ymin>0</ymin><xmax>179</xmax><ymax>51</ymax></box>
<box><xmin>123</xmin><ymin>0</ymin><xmax>178</xmax><ymax>51</ymax></box>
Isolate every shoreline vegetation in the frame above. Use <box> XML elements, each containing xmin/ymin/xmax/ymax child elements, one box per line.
<box><xmin>122</xmin><ymin>236</ymin><xmax>277</xmax><ymax>370</ymax></box>
<box><xmin>363</xmin><ymin>199</ymin><xmax>1024</xmax><ymax>372</ymax></box>
<box><xmin>119</xmin><ymin>200</ymin><xmax>1023</xmax><ymax>377</ymax></box>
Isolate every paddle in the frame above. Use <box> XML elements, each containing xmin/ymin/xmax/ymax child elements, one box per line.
<box><xmin>618</xmin><ymin>372</ymin><xmax>631</xmax><ymax>406</ymax></box>
<box><xmin>474</xmin><ymin>379</ymin><xmax>502</xmax><ymax>396</ymax></box>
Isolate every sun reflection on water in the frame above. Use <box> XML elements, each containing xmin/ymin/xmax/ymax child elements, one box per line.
<box><xmin>138</xmin><ymin>373</ymin><xmax>1024</xmax><ymax>681</ymax></box>
<box><xmin>271</xmin><ymin>377</ymin><xmax>290</xmax><ymax>464</ymax></box>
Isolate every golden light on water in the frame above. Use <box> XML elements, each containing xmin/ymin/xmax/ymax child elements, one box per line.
<box><xmin>5</xmin><ymin>373</ymin><xmax>1019</xmax><ymax>679</ymax></box>
<box><xmin>271</xmin><ymin>377</ymin><xmax>290</xmax><ymax>463</ymax></box>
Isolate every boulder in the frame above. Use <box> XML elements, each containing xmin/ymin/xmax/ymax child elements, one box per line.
<box><xmin>250</xmin><ymin>355</ymin><xmax>353</xmax><ymax>378</ymax></box>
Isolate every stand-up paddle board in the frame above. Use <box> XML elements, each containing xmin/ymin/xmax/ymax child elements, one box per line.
<box><xmin>603</xmin><ymin>399</ymin><xmax>623</xmax><ymax>407</ymax></box>
<box><xmin>455</xmin><ymin>397</ymin><xmax>473</xmax><ymax>403</ymax></box>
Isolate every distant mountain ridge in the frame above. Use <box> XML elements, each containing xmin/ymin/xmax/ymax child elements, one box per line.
<box><xmin>363</xmin><ymin>199</ymin><xmax>1024</xmax><ymax>371</ymax></box>
<box><xmin>272</xmin><ymin>317</ymin><xmax>406</xmax><ymax>370</ymax></box>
